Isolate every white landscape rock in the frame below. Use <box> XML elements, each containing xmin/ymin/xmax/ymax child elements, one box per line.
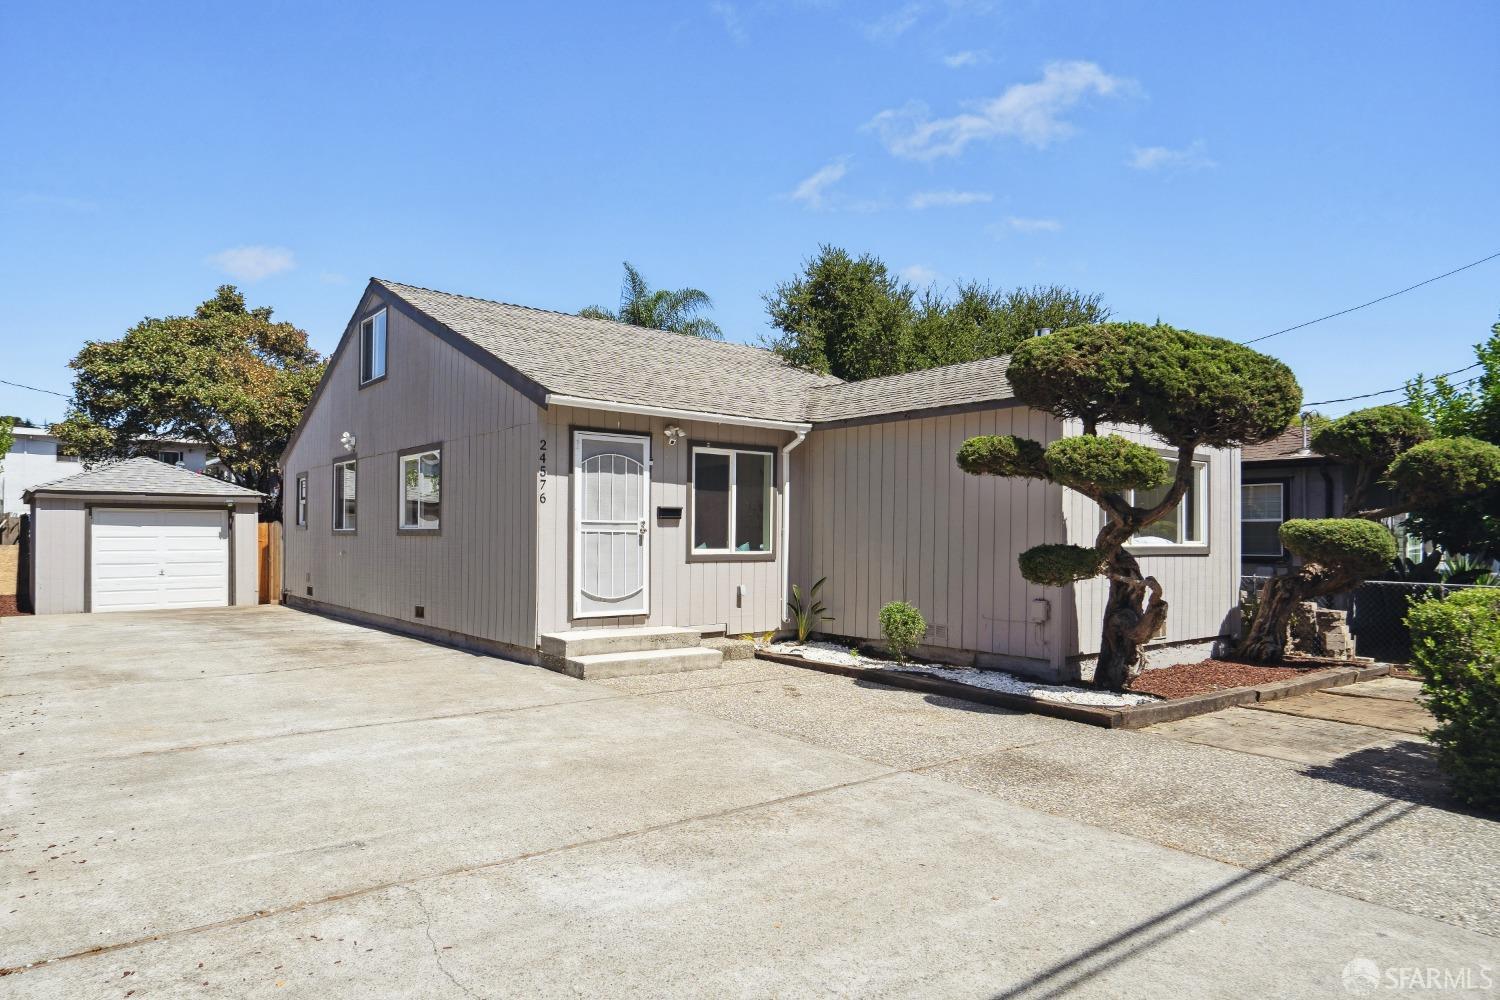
<box><xmin>766</xmin><ymin>641</ymin><xmax>1157</xmax><ymax>709</ymax></box>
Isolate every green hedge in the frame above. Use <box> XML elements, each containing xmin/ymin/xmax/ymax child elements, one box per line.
<box><xmin>1018</xmin><ymin>544</ymin><xmax>1105</xmax><ymax>587</ymax></box>
<box><xmin>878</xmin><ymin>601</ymin><xmax>926</xmax><ymax>664</ymax></box>
<box><xmin>1406</xmin><ymin>587</ymin><xmax>1500</xmax><ymax>810</ymax></box>
<box><xmin>1042</xmin><ymin>435</ymin><xmax>1170</xmax><ymax>493</ymax></box>
<box><xmin>1279</xmin><ymin>518</ymin><xmax>1396</xmax><ymax>576</ymax></box>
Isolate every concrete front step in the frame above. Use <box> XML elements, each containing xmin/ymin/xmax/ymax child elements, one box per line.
<box><xmin>559</xmin><ymin>646</ymin><xmax>724</xmax><ymax>680</ymax></box>
<box><xmin>539</xmin><ymin>625</ymin><xmax>703</xmax><ymax>659</ymax></box>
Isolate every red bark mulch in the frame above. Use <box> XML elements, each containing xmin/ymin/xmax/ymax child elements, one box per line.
<box><xmin>0</xmin><ymin>595</ymin><xmax>31</xmax><ymax>617</ymax></box>
<box><xmin>1128</xmin><ymin>658</ymin><xmax>1321</xmax><ymax>700</ymax></box>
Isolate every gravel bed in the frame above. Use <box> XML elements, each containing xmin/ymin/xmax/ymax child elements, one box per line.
<box><xmin>766</xmin><ymin>641</ymin><xmax>1158</xmax><ymax>708</ymax></box>
<box><xmin>1127</xmin><ymin>658</ymin><xmax>1317</xmax><ymax>699</ymax></box>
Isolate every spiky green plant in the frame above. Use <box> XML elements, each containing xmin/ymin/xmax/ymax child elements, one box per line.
<box><xmin>787</xmin><ymin>577</ymin><xmax>833</xmax><ymax>643</ymax></box>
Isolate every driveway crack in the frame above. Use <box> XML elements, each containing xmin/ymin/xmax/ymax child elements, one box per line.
<box><xmin>401</xmin><ymin>886</ymin><xmax>486</xmax><ymax>1000</ymax></box>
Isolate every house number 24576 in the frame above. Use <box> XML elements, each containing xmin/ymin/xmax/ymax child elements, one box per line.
<box><xmin>537</xmin><ymin>438</ymin><xmax>548</xmax><ymax>504</ymax></box>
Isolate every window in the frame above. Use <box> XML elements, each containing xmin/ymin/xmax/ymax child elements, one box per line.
<box><xmin>56</xmin><ymin>448</ymin><xmax>79</xmax><ymax>463</ymax></box>
<box><xmin>399</xmin><ymin>448</ymin><xmax>441</xmax><ymax>530</ymax></box>
<box><xmin>333</xmin><ymin>459</ymin><xmax>357</xmax><ymax>531</ymax></box>
<box><xmin>1241</xmin><ymin>483</ymin><xmax>1284</xmax><ymax>557</ymax></box>
<box><xmin>692</xmin><ymin>447</ymin><xmax>773</xmax><ymax>554</ymax></box>
<box><xmin>295</xmin><ymin>473</ymin><xmax>308</xmax><ymax>528</ymax></box>
<box><xmin>359</xmin><ymin>309</ymin><xmax>387</xmax><ymax>385</ymax></box>
<box><xmin>1126</xmin><ymin>458</ymin><xmax>1207</xmax><ymax>547</ymax></box>
<box><xmin>158</xmin><ymin>450</ymin><xmax>184</xmax><ymax>466</ymax></box>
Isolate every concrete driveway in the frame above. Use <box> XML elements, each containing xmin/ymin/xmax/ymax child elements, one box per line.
<box><xmin>1</xmin><ymin>607</ymin><xmax>1493</xmax><ymax>998</ymax></box>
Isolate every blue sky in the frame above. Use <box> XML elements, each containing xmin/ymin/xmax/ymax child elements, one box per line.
<box><xmin>2</xmin><ymin>0</ymin><xmax>1497</xmax><ymax>424</ymax></box>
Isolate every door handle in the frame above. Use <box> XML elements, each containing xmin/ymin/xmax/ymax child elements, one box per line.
<box><xmin>638</xmin><ymin>519</ymin><xmax>647</xmax><ymax>537</ymax></box>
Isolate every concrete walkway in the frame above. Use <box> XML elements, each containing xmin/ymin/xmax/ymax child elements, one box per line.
<box><xmin>2</xmin><ymin>607</ymin><xmax>1494</xmax><ymax>998</ymax></box>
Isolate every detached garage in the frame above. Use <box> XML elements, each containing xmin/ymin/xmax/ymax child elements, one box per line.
<box><xmin>23</xmin><ymin>457</ymin><xmax>260</xmax><ymax>615</ymax></box>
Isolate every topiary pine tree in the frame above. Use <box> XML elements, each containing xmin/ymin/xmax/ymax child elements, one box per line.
<box><xmin>957</xmin><ymin>322</ymin><xmax>1300</xmax><ymax>691</ymax></box>
<box><xmin>1237</xmin><ymin>405</ymin><xmax>1500</xmax><ymax>662</ymax></box>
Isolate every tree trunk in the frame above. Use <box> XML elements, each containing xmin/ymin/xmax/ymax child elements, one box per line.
<box><xmin>1235</xmin><ymin>563</ymin><xmax>1357</xmax><ymax>663</ymax></box>
<box><xmin>1094</xmin><ymin>549</ymin><xmax>1168</xmax><ymax>692</ymax></box>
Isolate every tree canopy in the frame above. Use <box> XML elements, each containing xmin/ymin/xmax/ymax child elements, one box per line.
<box><xmin>0</xmin><ymin>417</ymin><xmax>12</xmax><ymax>475</ymax></box>
<box><xmin>51</xmin><ymin>285</ymin><xmax>325</xmax><ymax>514</ymax></box>
<box><xmin>958</xmin><ymin>321</ymin><xmax>1298</xmax><ymax>690</ymax></box>
<box><xmin>580</xmin><ymin>262</ymin><xmax>724</xmax><ymax>340</ymax></box>
<box><xmin>764</xmin><ymin>244</ymin><xmax>1111</xmax><ymax>381</ymax></box>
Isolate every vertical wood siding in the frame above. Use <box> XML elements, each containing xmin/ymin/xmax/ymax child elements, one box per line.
<box><xmin>790</xmin><ymin>406</ymin><xmax>1068</xmax><ymax>671</ymax></box>
<box><xmin>281</xmin><ymin>292</ymin><xmax>540</xmax><ymax>649</ymax></box>
<box><xmin>534</xmin><ymin>405</ymin><xmax>795</xmax><ymax>637</ymax></box>
<box><xmin>28</xmin><ymin>498</ymin><xmax>85</xmax><ymax>613</ymax></box>
<box><xmin>231</xmin><ymin>501</ymin><xmax>258</xmax><ymax>606</ymax></box>
<box><xmin>1061</xmin><ymin>422</ymin><xmax>1241</xmax><ymax>657</ymax></box>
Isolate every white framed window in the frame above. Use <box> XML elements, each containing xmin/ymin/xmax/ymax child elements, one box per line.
<box><xmin>158</xmin><ymin>450</ymin><xmax>184</xmax><ymax>466</ymax></box>
<box><xmin>691</xmin><ymin>446</ymin><xmax>773</xmax><ymax>555</ymax></box>
<box><xmin>359</xmin><ymin>308</ymin><xmax>387</xmax><ymax>385</ymax></box>
<box><xmin>295</xmin><ymin>473</ymin><xmax>308</xmax><ymax>528</ymax></box>
<box><xmin>1126</xmin><ymin>458</ymin><xmax>1208</xmax><ymax>547</ymax></box>
<box><xmin>1241</xmin><ymin>482</ymin><xmax>1284</xmax><ymax>557</ymax></box>
<box><xmin>333</xmin><ymin>459</ymin><xmax>357</xmax><ymax>532</ymax></box>
<box><xmin>398</xmin><ymin>447</ymin><xmax>441</xmax><ymax>530</ymax></box>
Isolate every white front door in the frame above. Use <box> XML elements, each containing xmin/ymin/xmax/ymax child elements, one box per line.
<box><xmin>573</xmin><ymin>431</ymin><xmax>650</xmax><ymax>619</ymax></box>
<box><xmin>91</xmin><ymin>507</ymin><xmax>230</xmax><ymax>612</ymax></box>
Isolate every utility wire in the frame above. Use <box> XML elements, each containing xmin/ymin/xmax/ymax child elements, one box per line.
<box><xmin>1306</xmin><ymin>369</ymin><xmax>1484</xmax><ymax>407</ymax></box>
<box><xmin>1243</xmin><ymin>249</ymin><xmax>1500</xmax><ymax>345</ymax></box>
<box><xmin>0</xmin><ymin>377</ymin><xmax>68</xmax><ymax>398</ymax></box>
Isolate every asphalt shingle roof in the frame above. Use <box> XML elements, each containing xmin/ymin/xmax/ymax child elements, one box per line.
<box><xmin>376</xmin><ymin>279</ymin><xmax>842</xmax><ymax>423</ymax></box>
<box><xmin>24</xmin><ymin>457</ymin><xmax>261</xmax><ymax>499</ymax></box>
<box><xmin>805</xmin><ymin>355</ymin><xmax>1014</xmax><ymax>424</ymax></box>
<box><xmin>1243</xmin><ymin>424</ymin><xmax>1324</xmax><ymax>463</ymax></box>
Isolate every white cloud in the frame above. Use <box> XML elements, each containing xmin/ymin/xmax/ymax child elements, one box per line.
<box><xmin>863</xmin><ymin>3</ymin><xmax>924</xmax><ymax>41</ymax></box>
<box><xmin>208</xmin><ymin>245</ymin><xmax>296</xmax><ymax>282</ymax></box>
<box><xmin>787</xmin><ymin>160</ymin><xmax>849</xmax><ymax>210</ymax></box>
<box><xmin>1128</xmin><ymin>139</ymin><xmax>1216</xmax><ymax>171</ymax></box>
<box><xmin>942</xmin><ymin>49</ymin><xmax>987</xmax><ymax>68</ymax></box>
<box><xmin>900</xmin><ymin>264</ymin><xmax>941</xmax><ymax>285</ymax></box>
<box><xmin>868</xmin><ymin>60</ymin><xmax>1134</xmax><ymax>160</ymax></box>
<box><xmin>710</xmin><ymin>1</ymin><xmax>748</xmax><ymax>44</ymax></box>
<box><xmin>1002</xmin><ymin>216</ymin><xmax>1061</xmax><ymax>233</ymax></box>
<box><xmin>908</xmin><ymin>189</ymin><xmax>993</xmax><ymax>209</ymax></box>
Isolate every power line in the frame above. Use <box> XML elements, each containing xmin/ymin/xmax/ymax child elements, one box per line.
<box><xmin>0</xmin><ymin>377</ymin><xmax>68</xmax><ymax>398</ymax></box>
<box><xmin>1306</xmin><ymin>368</ymin><xmax>1484</xmax><ymax>407</ymax></box>
<box><xmin>1243</xmin><ymin>249</ymin><xmax>1500</xmax><ymax>345</ymax></box>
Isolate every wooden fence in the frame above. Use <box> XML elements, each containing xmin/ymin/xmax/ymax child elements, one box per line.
<box><xmin>258</xmin><ymin>522</ymin><xmax>283</xmax><ymax>604</ymax></box>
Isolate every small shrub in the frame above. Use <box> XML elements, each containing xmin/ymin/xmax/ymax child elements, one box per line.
<box><xmin>879</xmin><ymin>601</ymin><xmax>926</xmax><ymax>664</ymax></box>
<box><xmin>1406</xmin><ymin>587</ymin><xmax>1500</xmax><ymax>810</ymax></box>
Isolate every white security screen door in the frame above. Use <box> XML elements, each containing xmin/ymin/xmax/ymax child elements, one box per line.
<box><xmin>91</xmin><ymin>507</ymin><xmax>230</xmax><ymax>612</ymax></box>
<box><xmin>573</xmin><ymin>431</ymin><xmax>650</xmax><ymax>618</ymax></box>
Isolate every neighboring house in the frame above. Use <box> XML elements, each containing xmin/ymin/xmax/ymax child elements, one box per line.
<box><xmin>280</xmin><ymin>279</ymin><xmax>1242</xmax><ymax>683</ymax></box>
<box><xmin>1240</xmin><ymin>419</ymin><xmax>1420</xmax><ymax>577</ymax></box>
<box><xmin>1</xmin><ymin>425</ymin><xmax>210</xmax><ymax>515</ymax></box>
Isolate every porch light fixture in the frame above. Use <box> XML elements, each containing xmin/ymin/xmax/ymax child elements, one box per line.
<box><xmin>340</xmin><ymin>431</ymin><xmax>357</xmax><ymax>452</ymax></box>
<box><xmin>663</xmin><ymin>425</ymin><xmax>687</xmax><ymax>446</ymax></box>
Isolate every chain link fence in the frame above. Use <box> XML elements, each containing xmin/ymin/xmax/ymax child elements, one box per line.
<box><xmin>1239</xmin><ymin>575</ymin><xmax>1496</xmax><ymax>665</ymax></box>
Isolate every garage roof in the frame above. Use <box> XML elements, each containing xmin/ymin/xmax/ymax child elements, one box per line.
<box><xmin>23</xmin><ymin>457</ymin><xmax>262</xmax><ymax>501</ymax></box>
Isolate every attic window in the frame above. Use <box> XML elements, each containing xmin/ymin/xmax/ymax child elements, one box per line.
<box><xmin>360</xmin><ymin>309</ymin><xmax>387</xmax><ymax>385</ymax></box>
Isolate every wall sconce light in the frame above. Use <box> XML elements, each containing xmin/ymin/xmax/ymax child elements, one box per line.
<box><xmin>663</xmin><ymin>425</ymin><xmax>687</xmax><ymax>446</ymax></box>
<box><xmin>340</xmin><ymin>431</ymin><xmax>357</xmax><ymax>452</ymax></box>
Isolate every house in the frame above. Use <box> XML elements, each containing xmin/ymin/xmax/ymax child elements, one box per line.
<box><xmin>1240</xmin><ymin>418</ymin><xmax>1420</xmax><ymax>577</ymax></box>
<box><xmin>280</xmin><ymin>279</ymin><xmax>1242</xmax><ymax>682</ymax></box>
<box><xmin>23</xmin><ymin>457</ymin><xmax>261</xmax><ymax>614</ymax></box>
<box><xmin>1</xmin><ymin>425</ymin><xmax>210</xmax><ymax>515</ymax></box>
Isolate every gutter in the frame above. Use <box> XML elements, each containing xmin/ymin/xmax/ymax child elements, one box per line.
<box><xmin>543</xmin><ymin>394</ymin><xmax>812</xmax><ymax>434</ymax></box>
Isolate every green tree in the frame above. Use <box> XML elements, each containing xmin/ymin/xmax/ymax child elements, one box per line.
<box><xmin>51</xmin><ymin>285</ymin><xmax>325</xmax><ymax>517</ymax></box>
<box><xmin>1236</xmin><ymin>406</ymin><xmax>1500</xmax><ymax>661</ymax></box>
<box><xmin>957</xmin><ymin>322</ymin><xmax>1299</xmax><ymax>691</ymax></box>
<box><xmin>0</xmin><ymin>417</ymin><xmax>13</xmax><ymax>475</ymax></box>
<box><xmin>765</xmin><ymin>246</ymin><xmax>1110</xmax><ymax>380</ymax></box>
<box><xmin>1403</xmin><ymin>318</ymin><xmax>1500</xmax><ymax>560</ymax></box>
<box><xmin>762</xmin><ymin>245</ymin><xmax>916</xmax><ymax>379</ymax></box>
<box><xmin>579</xmin><ymin>261</ymin><xmax>724</xmax><ymax>340</ymax></box>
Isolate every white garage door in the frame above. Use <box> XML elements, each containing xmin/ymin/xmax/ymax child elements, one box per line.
<box><xmin>91</xmin><ymin>508</ymin><xmax>230</xmax><ymax>612</ymax></box>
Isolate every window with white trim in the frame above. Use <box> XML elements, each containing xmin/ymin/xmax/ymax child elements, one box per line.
<box><xmin>399</xmin><ymin>448</ymin><xmax>441</xmax><ymax>530</ymax></box>
<box><xmin>158</xmin><ymin>450</ymin><xmax>184</xmax><ymax>466</ymax></box>
<box><xmin>333</xmin><ymin>459</ymin><xmax>357</xmax><ymax>531</ymax></box>
<box><xmin>359</xmin><ymin>309</ymin><xmax>387</xmax><ymax>384</ymax></box>
<box><xmin>1126</xmin><ymin>458</ymin><xmax>1207</xmax><ymax>546</ymax></box>
<box><xmin>692</xmin><ymin>447</ymin><xmax>773</xmax><ymax>554</ymax></box>
<box><xmin>295</xmin><ymin>473</ymin><xmax>308</xmax><ymax>528</ymax></box>
<box><xmin>1241</xmin><ymin>483</ymin><xmax>1283</xmax><ymax>557</ymax></box>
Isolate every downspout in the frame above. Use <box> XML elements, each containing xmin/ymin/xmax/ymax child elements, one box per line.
<box><xmin>779</xmin><ymin>430</ymin><xmax>808</xmax><ymax>624</ymax></box>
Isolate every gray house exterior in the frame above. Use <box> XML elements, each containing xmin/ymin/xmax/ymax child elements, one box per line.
<box><xmin>281</xmin><ymin>279</ymin><xmax>1242</xmax><ymax>681</ymax></box>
